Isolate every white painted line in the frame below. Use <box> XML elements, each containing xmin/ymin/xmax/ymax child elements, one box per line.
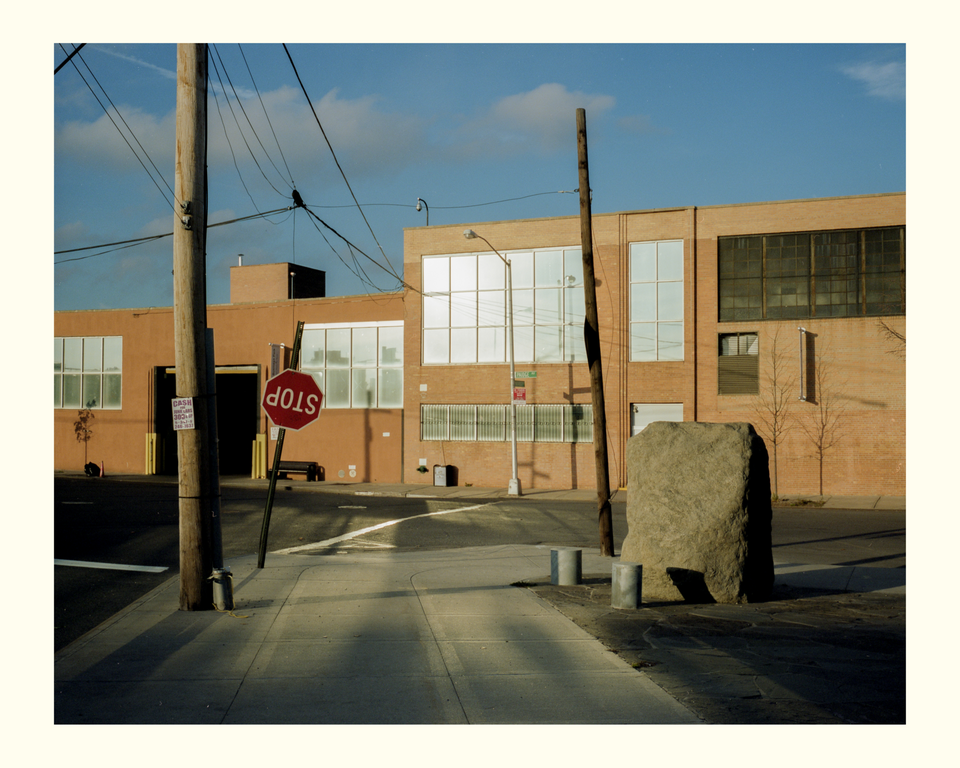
<box><xmin>275</xmin><ymin>502</ymin><xmax>494</xmax><ymax>554</ymax></box>
<box><xmin>54</xmin><ymin>559</ymin><xmax>169</xmax><ymax>574</ymax></box>
<box><xmin>61</xmin><ymin>501</ymin><xmax>94</xmax><ymax>505</ymax></box>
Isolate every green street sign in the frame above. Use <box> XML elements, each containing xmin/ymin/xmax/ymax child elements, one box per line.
<box><xmin>515</xmin><ymin>371</ymin><xmax>537</xmax><ymax>378</ymax></box>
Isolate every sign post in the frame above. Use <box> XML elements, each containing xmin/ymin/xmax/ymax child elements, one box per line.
<box><xmin>257</xmin><ymin>322</ymin><xmax>324</xmax><ymax>568</ymax></box>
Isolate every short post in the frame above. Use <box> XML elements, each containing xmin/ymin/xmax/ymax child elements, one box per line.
<box><xmin>611</xmin><ymin>560</ymin><xmax>642</xmax><ymax>609</ymax></box>
<box><xmin>550</xmin><ymin>548</ymin><xmax>582</xmax><ymax>586</ymax></box>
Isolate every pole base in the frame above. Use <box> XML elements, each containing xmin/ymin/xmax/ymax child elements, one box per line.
<box><xmin>211</xmin><ymin>567</ymin><xmax>234</xmax><ymax>612</ymax></box>
<box><xmin>508</xmin><ymin>477</ymin><xmax>522</xmax><ymax>496</ymax></box>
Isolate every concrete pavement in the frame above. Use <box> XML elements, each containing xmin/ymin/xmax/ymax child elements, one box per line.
<box><xmin>53</xmin><ymin>477</ymin><xmax>905</xmax><ymax>724</ymax></box>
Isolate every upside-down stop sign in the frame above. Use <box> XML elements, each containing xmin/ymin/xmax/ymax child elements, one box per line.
<box><xmin>261</xmin><ymin>369</ymin><xmax>323</xmax><ymax>431</ymax></box>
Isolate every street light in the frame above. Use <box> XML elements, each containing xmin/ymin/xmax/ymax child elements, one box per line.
<box><xmin>463</xmin><ymin>228</ymin><xmax>521</xmax><ymax>496</ymax></box>
<box><xmin>416</xmin><ymin>197</ymin><xmax>429</xmax><ymax>226</ymax></box>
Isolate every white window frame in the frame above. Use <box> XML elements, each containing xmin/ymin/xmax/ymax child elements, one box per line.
<box><xmin>54</xmin><ymin>336</ymin><xmax>122</xmax><ymax>410</ymax></box>
<box><xmin>629</xmin><ymin>240</ymin><xmax>684</xmax><ymax>361</ymax></box>
<box><xmin>421</xmin><ymin>403</ymin><xmax>593</xmax><ymax>443</ymax></box>
<box><xmin>421</xmin><ymin>248</ymin><xmax>587</xmax><ymax>365</ymax></box>
<box><xmin>301</xmin><ymin>321</ymin><xmax>403</xmax><ymax>409</ymax></box>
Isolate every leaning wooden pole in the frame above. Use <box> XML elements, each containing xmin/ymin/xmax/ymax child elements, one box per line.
<box><xmin>173</xmin><ymin>44</ymin><xmax>213</xmax><ymax>610</ymax></box>
<box><xmin>577</xmin><ymin>108</ymin><xmax>614</xmax><ymax>557</ymax></box>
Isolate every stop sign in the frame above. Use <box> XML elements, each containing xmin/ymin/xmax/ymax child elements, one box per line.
<box><xmin>261</xmin><ymin>369</ymin><xmax>323</xmax><ymax>431</ymax></box>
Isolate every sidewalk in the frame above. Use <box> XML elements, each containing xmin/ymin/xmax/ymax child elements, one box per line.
<box><xmin>54</xmin><ymin>545</ymin><xmax>703</xmax><ymax>724</ymax></box>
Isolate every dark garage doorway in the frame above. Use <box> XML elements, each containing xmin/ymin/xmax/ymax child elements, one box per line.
<box><xmin>154</xmin><ymin>365</ymin><xmax>260</xmax><ymax>476</ymax></box>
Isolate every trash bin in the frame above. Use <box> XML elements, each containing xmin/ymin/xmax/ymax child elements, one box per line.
<box><xmin>433</xmin><ymin>465</ymin><xmax>448</xmax><ymax>487</ymax></box>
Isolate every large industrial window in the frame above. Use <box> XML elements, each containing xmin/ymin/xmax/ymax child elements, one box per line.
<box><xmin>54</xmin><ymin>336</ymin><xmax>122</xmax><ymax>409</ymax></box>
<box><xmin>718</xmin><ymin>332</ymin><xmax>759</xmax><ymax>395</ymax></box>
<box><xmin>421</xmin><ymin>248</ymin><xmax>586</xmax><ymax>365</ymax></box>
<box><xmin>300</xmin><ymin>322</ymin><xmax>403</xmax><ymax>409</ymax></box>
<box><xmin>421</xmin><ymin>403</ymin><xmax>593</xmax><ymax>443</ymax></box>
<box><xmin>629</xmin><ymin>240</ymin><xmax>684</xmax><ymax>361</ymax></box>
<box><xmin>718</xmin><ymin>226</ymin><xmax>905</xmax><ymax>321</ymax></box>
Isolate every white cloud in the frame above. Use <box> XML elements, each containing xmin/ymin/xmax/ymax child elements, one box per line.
<box><xmin>450</xmin><ymin>83</ymin><xmax>616</xmax><ymax>158</ymax></box>
<box><xmin>841</xmin><ymin>61</ymin><xmax>905</xmax><ymax>101</ymax></box>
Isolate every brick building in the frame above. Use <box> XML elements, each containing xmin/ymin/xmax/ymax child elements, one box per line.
<box><xmin>54</xmin><ymin>192</ymin><xmax>905</xmax><ymax>496</ymax></box>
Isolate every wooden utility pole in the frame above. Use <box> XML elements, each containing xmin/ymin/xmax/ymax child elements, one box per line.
<box><xmin>173</xmin><ymin>44</ymin><xmax>213</xmax><ymax>610</ymax></box>
<box><xmin>577</xmin><ymin>108</ymin><xmax>615</xmax><ymax>557</ymax></box>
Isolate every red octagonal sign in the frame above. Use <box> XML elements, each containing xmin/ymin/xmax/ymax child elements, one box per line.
<box><xmin>261</xmin><ymin>369</ymin><xmax>324</xmax><ymax>431</ymax></box>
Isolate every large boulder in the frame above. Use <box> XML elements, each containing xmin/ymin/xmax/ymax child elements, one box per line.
<box><xmin>621</xmin><ymin>422</ymin><xmax>774</xmax><ymax>604</ymax></box>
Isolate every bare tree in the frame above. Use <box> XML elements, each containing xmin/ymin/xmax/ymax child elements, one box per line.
<box><xmin>753</xmin><ymin>326</ymin><xmax>797</xmax><ymax>498</ymax></box>
<box><xmin>877</xmin><ymin>319</ymin><xmax>906</xmax><ymax>359</ymax></box>
<box><xmin>74</xmin><ymin>409</ymin><xmax>95</xmax><ymax>466</ymax></box>
<box><xmin>799</xmin><ymin>347</ymin><xmax>846</xmax><ymax>496</ymax></box>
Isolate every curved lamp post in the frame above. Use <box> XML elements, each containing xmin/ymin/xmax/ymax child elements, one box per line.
<box><xmin>416</xmin><ymin>197</ymin><xmax>429</xmax><ymax>226</ymax></box>
<box><xmin>463</xmin><ymin>228</ymin><xmax>520</xmax><ymax>496</ymax></box>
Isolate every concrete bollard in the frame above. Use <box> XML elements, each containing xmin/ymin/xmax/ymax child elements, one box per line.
<box><xmin>612</xmin><ymin>561</ymin><xmax>642</xmax><ymax>609</ymax></box>
<box><xmin>550</xmin><ymin>547</ymin><xmax>582</xmax><ymax>585</ymax></box>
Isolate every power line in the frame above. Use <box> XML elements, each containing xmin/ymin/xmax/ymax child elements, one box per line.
<box><xmin>58</xmin><ymin>44</ymin><xmax>176</xmax><ymax>211</ymax></box>
<box><xmin>282</xmin><ymin>43</ymin><xmax>399</xmax><ymax>278</ymax></box>
<box><xmin>54</xmin><ymin>207</ymin><xmax>294</xmax><ymax>263</ymax></box>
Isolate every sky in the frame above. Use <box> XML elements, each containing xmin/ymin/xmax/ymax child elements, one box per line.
<box><xmin>53</xmin><ymin>41</ymin><xmax>906</xmax><ymax>312</ymax></box>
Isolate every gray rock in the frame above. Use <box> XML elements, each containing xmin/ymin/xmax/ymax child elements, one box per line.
<box><xmin>621</xmin><ymin>422</ymin><xmax>774</xmax><ymax>604</ymax></box>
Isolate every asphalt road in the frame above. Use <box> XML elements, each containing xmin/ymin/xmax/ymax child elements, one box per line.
<box><xmin>54</xmin><ymin>476</ymin><xmax>904</xmax><ymax>652</ymax></box>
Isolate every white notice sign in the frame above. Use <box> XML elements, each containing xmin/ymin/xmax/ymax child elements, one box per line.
<box><xmin>172</xmin><ymin>398</ymin><xmax>195</xmax><ymax>431</ymax></box>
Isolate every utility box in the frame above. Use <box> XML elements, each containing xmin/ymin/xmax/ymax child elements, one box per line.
<box><xmin>433</xmin><ymin>465</ymin><xmax>454</xmax><ymax>487</ymax></box>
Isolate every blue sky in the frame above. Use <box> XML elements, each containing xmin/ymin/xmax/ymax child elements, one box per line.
<box><xmin>53</xmin><ymin>41</ymin><xmax>906</xmax><ymax>311</ymax></box>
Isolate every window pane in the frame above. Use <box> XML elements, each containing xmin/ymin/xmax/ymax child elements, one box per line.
<box><xmin>450</xmin><ymin>255</ymin><xmax>477</xmax><ymax>291</ymax></box>
<box><xmin>378</xmin><ymin>369</ymin><xmax>403</xmax><ymax>408</ymax></box>
<box><xmin>423</xmin><ymin>329</ymin><xmax>449</xmax><ymax>364</ymax></box>
<box><xmin>657</xmin><ymin>241</ymin><xmax>683</xmax><ymax>281</ymax></box>
<box><xmin>564</xmin><ymin>249</ymin><xmax>583</xmax><ymax>286</ymax></box>
<box><xmin>534</xmin><ymin>404</ymin><xmax>563</xmax><ymax>442</ymax></box>
<box><xmin>564</xmin><ymin>325</ymin><xmax>586</xmax><ymax>362</ymax></box>
<box><xmin>566</xmin><ymin>404</ymin><xmax>593</xmax><ymax>443</ymax></box>
<box><xmin>477</xmin><ymin>290</ymin><xmax>505</xmax><ymax>327</ymax></box>
<box><xmin>534</xmin><ymin>326</ymin><xmax>562</xmax><ymax>362</ymax></box>
<box><xmin>631</xmin><ymin>323</ymin><xmax>656</xmax><ymax>361</ymax></box>
<box><xmin>103</xmin><ymin>374</ymin><xmax>122</xmax><ymax>408</ymax></box>
<box><xmin>352</xmin><ymin>327</ymin><xmax>377</xmax><ymax>366</ymax></box>
<box><xmin>535</xmin><ymin>288</ymin><xmax>562</xmax><ymax>325</ymax></box>
<box><xmin>658</xmin><ymin>323</ymin><xmax>684</xmax><ymax>361</ymax></box>
<box><xmin>510</xmin><ymin>252</ymin><xmax>534</xmax><ymax>289</ymax></box>
<box><xmin>301</xmin><ymin>329</ymin><xmax>325</xmax><ymax>370</ymax></box>
<box><xmin>658</xmin><ymin>282</ymin><xmax>683</xmax><ymax>321</ymax></box>
<box><xmin>512</xmin><ymin>290</ymin><xmax>535</xmax><ymax>326</ymax></box>
<box><xmin>54</xmin><ymin>339</ymin><xmax>63</xmax><ymax>373</ymax></box>
<box><xmin>449</xmin><ymin>404</ymin><xmax>476</xmax><ymax>441</ymax></box>
<box><xmin>63</xmin><ymin>375</ymin><xmax>81</xmax><ymax>408</ymax></box>
<box><xmin>631</xmin><ymin>282</ymin><xmax>656</xmax><ymax>322</ymax></box>
<box><xmin>82</xmin><ymin>374</ymin><xmax>101</xmax><ymax>408</ymax></box>
<box><xmin>450</xmin><ymin>292</ymin><xmax>478</xmax><ymax>327</ymax></box>
<box><xmin>422</xmin><ymin>257</ymin><xmax>449</xmax><ymax>292</ymax></box>
<box><xmin>63</xmin><ymin>338</ymin><xmax>82</xmax><ymax>372</ymax></box>
<box><xmin>379</xmin><ymin>326</ymin><xmax>403</xmax><ymax>366</ymax></box>
<box><xmin>103</xmin><ymin>337</ymin><xmax>122</xmax><ymax>371</ymax></box>
<box><xmin>477</xmin><ymin>404</ymin><xmax>505</xmax><ymax>441</ymax></box>
<box><xmin>54</xmin><ymin>374</ymin><xmax>62</xmax><ymax>408</ymax></box>
<box><xmin>423</xmin><ymin>294</ymin><xmax>450</xmax><ymax>328</ymax></box>
<box><xmin>513</xmin><ymin>325</ymin><xmax>534</xmax><ymax>362</ymax></box>
<box><xmin>564</xmin><ymin>286</ymin><xmax>585</xmax><ymax>323</ymax></box>
<box><xmin>535</xmin><ymin>250</ymin><xmax>563</xmax><ymax>287</ymax></box>
<box><xmin>326</xmin><ymin>329</ymin><xmax>351</xmax><ymax>367</ymax></box>
<box><xmin>325</xmin><ymin>369</ymin><xmax>350</xmax><ymax>407</ymax></box>
<box><xmin>421</xmin><ymin>405</ymin><xmax>449</xmax><ymax>441</ymax></box>
<box><xmin>352</xmin><ymin>368</ymin><xmax>376</xmax><ymax>408</ymax></box>
<box><xmin>477</xmin><ymin>327</ymin><xmax>505</xmax><ymax>362</ymax></box>
<box><xmin>450</xmin><ymin>328</ymin><xmax>477</xmax><ymax>363</ymax></box>
<box><xmin>83</xmin><ymin>337</ymin><xmax>102</xmax><ymax>371</ymax></box>
<box><xmin>630</xmin><ymin>242</ymin><xmax>657</xmax><ymax>281</ymax></box>
<box><xmin>478</xmin><ymin>253</ymin><xmax>505</xmax><ymax>290</ymax></box>
<box><xmin>515</xmin><ymin>405</ymin><xmax>533</xmax><ymax>441</ymax></box>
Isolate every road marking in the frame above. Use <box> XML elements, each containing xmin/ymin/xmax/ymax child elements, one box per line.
<box><xmin>274</xmin><ymin>502</ymin><xmax>494</xmax><ymax>554</ymax></box>
<box><xmin>61</xmin><ymin>501</ymin><xmax>94</xmax><ymax>505</ymax></box>
<box><xmin>54</xmin><ymin>559</ymin><xmax>169</xmax><ymax>573</ymax></box>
